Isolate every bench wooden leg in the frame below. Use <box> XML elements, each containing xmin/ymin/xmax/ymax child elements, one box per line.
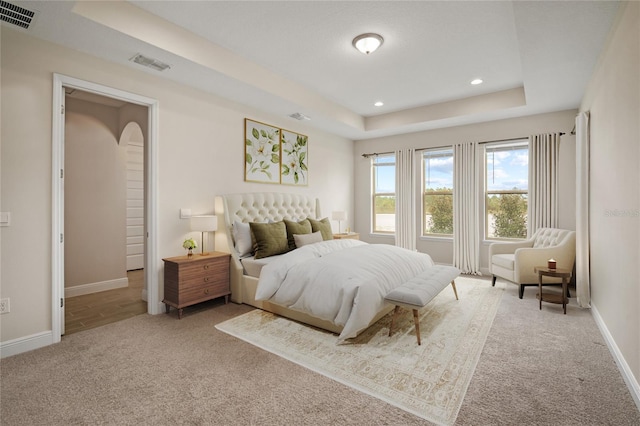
<box><xmin>388</xmin><ymin>305</ymin><xmax>401</xmax><ymax>337</ymax></box>
<box><xmin>450</xmin><ymin>280</ymin><xmax>459</xmax><ymax>300</ymax></box>
<box><xmin>412</xmin><ymin>309</ymin><xmax>421</xmax><ymax>345</ymax></box>
<box><xmin>389</xmin><ymin>305</ymin><xmax>422</xmax><ymax>345</ymax></box>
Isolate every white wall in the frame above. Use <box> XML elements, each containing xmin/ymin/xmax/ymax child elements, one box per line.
<box><xmin>64</xmin><ymin>98</ymin><xmax>127</xmax><ymax>290</ymax></box>
<box><xmin>580</xmin><ymin>1</ymin><xmax>639</xmax><ymax>395</ymax></box>
<box><xmin>354</xmin><ymin>110</ymin><xmax>577</xmax><ymax>268</ymax></box>
<box><xmin>0</xmin><ymin>28</ymin><xmax>354</xmax><ymax>343</ymax></box>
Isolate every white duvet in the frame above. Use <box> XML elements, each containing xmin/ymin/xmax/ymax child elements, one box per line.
<box><xmin>255</xmin><ymin>240</ymin><xmax>435</xmax><ymax>341</ymax></box>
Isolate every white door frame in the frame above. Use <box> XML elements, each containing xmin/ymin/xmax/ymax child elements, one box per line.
<box><xmin>51</xmin><ymin>73</ymin><xmax>161</xmax><ymax>343</ymax></box>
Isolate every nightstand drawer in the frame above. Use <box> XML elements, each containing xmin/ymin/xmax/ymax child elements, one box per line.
<box><xmin>179</xmin><ymin>257</ymin><xmax>227</xmax><ymax>279</ymax></box>
<box><xmin>181</xmin><ymin>269</ymin><xmax>229</xmax><ymax>289</ymax></box>
<box><xmin>180</xmin><ymin>281</ymin><xmax>230</xmax><ymax>304</ymax></box>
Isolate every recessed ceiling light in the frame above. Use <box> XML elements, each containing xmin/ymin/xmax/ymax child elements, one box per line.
<box><xmin>374</xmin><ymin>101</ymin><xmax>384</xmax><ymax>107</ymax></box>
<box><xmin>471</xmin><ymin>79</ymin><xmax>483</xmax><ymax>85</ymax></box>
<box><xmin>352</xmin><ymin>33</ymin><xmax>384</xmax><ymax>55</ymax></box>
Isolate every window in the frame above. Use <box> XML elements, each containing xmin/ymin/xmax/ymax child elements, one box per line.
<box><xmin>485</xmin><ymin>140</ymin><xmax>529</xmax><ymax>239</ymax></box>
<box><xmin>372</xmin><ymin>154</ymin><xmax>395</xmax><ymax>233</ymax></box>
<box><xmin>422</xmin><ymin>148</ymin><xmax>454</xmax><ymax>236</ymax></box>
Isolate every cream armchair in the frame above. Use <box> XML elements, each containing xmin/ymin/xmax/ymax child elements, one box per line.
<box><xmin>489</xmin><ymin>228</ymin><xmax>576</xmax><ymax>299</ymax></box>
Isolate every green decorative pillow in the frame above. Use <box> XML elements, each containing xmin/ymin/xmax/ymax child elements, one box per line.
<box><xmin>308</xmin><ymin>217</ymin><xmax>333</xmax><ymax>241</ymax></box>
<box><xmin>249</xmin><ymin>221</ymin><xmax>289</xmax><ymax>259</ymax></box>
<box><xmin>284</xmin><ymin>219</ymin><xmax>312</xmax><ymax>250</ymax></box>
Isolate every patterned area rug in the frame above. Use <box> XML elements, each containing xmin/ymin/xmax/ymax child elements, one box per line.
<box><xmin>216</xmin><ymin>277</ymin><xmax>504</xmax><ymax>425</ymax></box>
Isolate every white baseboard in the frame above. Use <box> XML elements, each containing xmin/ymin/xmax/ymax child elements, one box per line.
<box><xmin>0</xmin><ymin>331</ymin><xmax>54</xmax><ymax>359</ymax></box>
<box><xmin>591</xmin><ymin>303</ymin><xmax>640</xmax><ymax>411</ymax></box>
<box><xmin>65</xmin><ymin>277</ymin><xmax>128</xmax><ymax>298</ymax></box>
<box><xmin>1</xmin><ymin>282</ymin><xmax>158</xmax><ymax>358</ymax></box>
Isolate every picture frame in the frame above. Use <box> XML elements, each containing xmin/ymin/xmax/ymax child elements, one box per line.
<box><xmin>244</xmin><ymin>119</ymin><xmax>281</xmax><ymax>184</ymax></box>
<box><xmin>280</xmin><ymin>128</ymin><xmax>308</xmax><ymax>186</ymax></box>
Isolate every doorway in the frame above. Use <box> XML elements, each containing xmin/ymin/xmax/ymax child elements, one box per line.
<box><xmin>51</xmin><ymin>74</ymin><xmax>160</xmax><ymax>342</ymax></box>
<box><xmin>63</xmin><ymin>91</ymin><xmax>147</xmax><ymax>334</ymax></box>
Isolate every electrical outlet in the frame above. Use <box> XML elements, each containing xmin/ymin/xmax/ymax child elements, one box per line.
<box><xmin>0</xmin><ymin>298</ymin><xmax>9</xmax><ymax>314</ymax></box>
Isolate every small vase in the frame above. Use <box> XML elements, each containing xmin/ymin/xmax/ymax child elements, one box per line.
<box><xmin>188</xmin><ymin>248</ymin><xmax>193</xmax><ymax>258</ymax></box>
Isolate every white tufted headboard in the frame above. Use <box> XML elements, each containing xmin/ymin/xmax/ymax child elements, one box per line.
<box><xmin>214</xmin><ymin>192</ymin><xmax>320</xmax><ymax>256</ymax></box>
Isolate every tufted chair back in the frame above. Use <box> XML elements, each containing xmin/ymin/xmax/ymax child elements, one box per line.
<box><xmin>532</xmin><ymin>228</ymin><xmax>573</xmax><ymax>248</ymax></box>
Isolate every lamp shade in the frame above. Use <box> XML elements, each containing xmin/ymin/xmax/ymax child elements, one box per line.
<box><xmin>332</xmin><ymin>211</ymin><xmax>347</xmax><ymax>221</ymax></box>
<box><xmin>190</xmin><ymin>215</ymin><xmax>218</xmax><ymax>232</ymax></box>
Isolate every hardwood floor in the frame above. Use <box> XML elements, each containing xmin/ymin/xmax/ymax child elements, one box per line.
<box><xmin>64</xmin><ymin>269</ymin><xmax>147</xmax><ymax>335</ymax></box>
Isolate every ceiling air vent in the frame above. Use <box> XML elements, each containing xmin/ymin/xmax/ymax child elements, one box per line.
<box><xmin>289</xmin><ymin>112</ymin><xmax>311</xmax><ymax>121</ymax></box>
<box><xmin>0</xmin><ymin>1</ymin><xmax>38</xmax><ymax>30</ymax></box>
<box><xmin>130</xmin><ymin>53</ymin><xmax>171</xmax><ymax>72</ymax></box>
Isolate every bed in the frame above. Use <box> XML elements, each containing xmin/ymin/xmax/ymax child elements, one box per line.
<box><xmin>214</xmin><ymin>192</ymin><xmax>435</xmax><ymax>340</ymax></box>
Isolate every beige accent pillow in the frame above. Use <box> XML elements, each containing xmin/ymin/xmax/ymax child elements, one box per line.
<box><xmin>293</xmin><ymin>231</ymin><xmax>323</xmax><ymax>248</ymax></box>
<box><xmin>249</xmin><ymin>221</ymin><xmax>289</xmax><ymax>259</ymax></box>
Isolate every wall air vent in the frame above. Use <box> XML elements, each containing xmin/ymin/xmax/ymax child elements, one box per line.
<box><xmin>0</xmin><ymin>1</ymin><xmax>38</xmax><ymax>30</ymax></box>
<box><xmin>130</xmin><ymin>53</ymin><xmax>171</xmax><ymax>72</ymax></box>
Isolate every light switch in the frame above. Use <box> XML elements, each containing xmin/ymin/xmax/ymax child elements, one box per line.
<box><xmin>180</xmin><ymin>209</ymin><xmax>191</xmax><ymax>219</ymax></box>
<box><xmin>0</xmin><ymin>212</ymin><xmax>10</xmax><ymax>227</ymax></box>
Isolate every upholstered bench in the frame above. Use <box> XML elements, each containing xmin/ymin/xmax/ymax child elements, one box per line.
<box><xmin>385</xmin><ymin>265</ymin><xmax>461</xmax><ymax>345</ymax></box>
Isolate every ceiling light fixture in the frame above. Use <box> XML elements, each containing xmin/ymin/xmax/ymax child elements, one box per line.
<box><xmin>470</xmin><ymin>78</ymin><xmax>483</xmax><ymax>85</ymax></box>
<box><xmin>130</xmin><ymin>53</ymin><xmax>171</xmax><ymax>72</ymax></box>
<box><xmin>374</xmin><ymin>101</ymin><xmax>384</xmax><ymax>107</ymax></box>
<box><xmin>352</xmin><ymin>33</ymin><xmax>384</xmax><ymax>55</ymax></box>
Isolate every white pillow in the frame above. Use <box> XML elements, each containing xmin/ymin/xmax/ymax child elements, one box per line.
<box><xmin>293</xmin><ymin>231</ymin><xmax>323</xmax><ymax>248</ymax></box>
<box><xmin>232</xmin><ymin>221</ymin><xmax>253</xmax><ymax>257</ymax></box>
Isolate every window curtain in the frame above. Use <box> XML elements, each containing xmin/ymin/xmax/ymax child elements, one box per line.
<box><xmin>395</xmin><ymin>148</ymin><xmax>416</xmax><ymax>250</ymax></box>
<box><xmin>528</xmin><ymin>133</ymin><xmax>560</xmax><ymax>232</ymax></box>
<box><xmin>575</xmin><ymin>112</ymin><xmax>591</xmax><ymax>308</ymax></box>
<box><xmin>453</xmin><ymin>142</ymin><xmax>480</xmax><ymax>274</ymax></box>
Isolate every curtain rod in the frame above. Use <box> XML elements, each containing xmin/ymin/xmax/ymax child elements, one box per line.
<box><xmin>477</xmin><ymin>133</ymin><xmax>565</xmax><ymax>144</ymax></box>
<box><xmin>478</xmin><ymin>136</ymin><xmax>528</xmax><ymax>145</ymax></box>
<box><xmin>360</xmin><ymin>132</ymin><xmax>566</xmax><ymax>158</ymax></box>
<box><xmin>361</xmin><ymin>151</ymin><xmax>393</xmax><ymax>158</ymax></box>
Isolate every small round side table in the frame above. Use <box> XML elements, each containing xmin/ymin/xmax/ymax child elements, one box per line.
<box><xmin>534</xmin><ymin>267</ymin><xmax>572</xmax><ymax>314</ymax></box>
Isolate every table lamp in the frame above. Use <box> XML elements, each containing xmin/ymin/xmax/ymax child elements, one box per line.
<box><xmin>190</xmin><ymin>215</ymin><xmax>218</xmax><ymax>255</ymax></box>
<box><xmin>332</xmin><ymin>211</ymin><xmax>347</xmax><ymax>234</ymax></box>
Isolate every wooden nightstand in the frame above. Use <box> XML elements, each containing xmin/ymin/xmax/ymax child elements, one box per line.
<box><xmin>162</xmin><ymin>251</ymin><xmax>231</xmax><ymax>319</ymax></box>
<box><xmin>333</xmin><ymin>233</ymin><xmax>360</xmax><ymax>240</ymax></box>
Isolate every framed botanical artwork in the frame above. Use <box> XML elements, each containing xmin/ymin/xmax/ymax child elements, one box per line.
<box><xmin>244</xmin><ymin>119</ymin><xmax>281</xmax><ymax>184</ymax></box>
<box><xmin>280</xmin><ymin>128</ymin><xmax>308</xmax><ymax>186</ymax></box>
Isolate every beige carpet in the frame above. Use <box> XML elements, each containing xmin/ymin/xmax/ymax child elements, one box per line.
<box><xmin>3</xmin><ymin>276</ymin><xmax>640</xmax><ymax>425</ymax></box>
<box><xmin>216</xmin><ymin>277</ymin><xmax>504</xmax><ymax>425</ymax></box>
